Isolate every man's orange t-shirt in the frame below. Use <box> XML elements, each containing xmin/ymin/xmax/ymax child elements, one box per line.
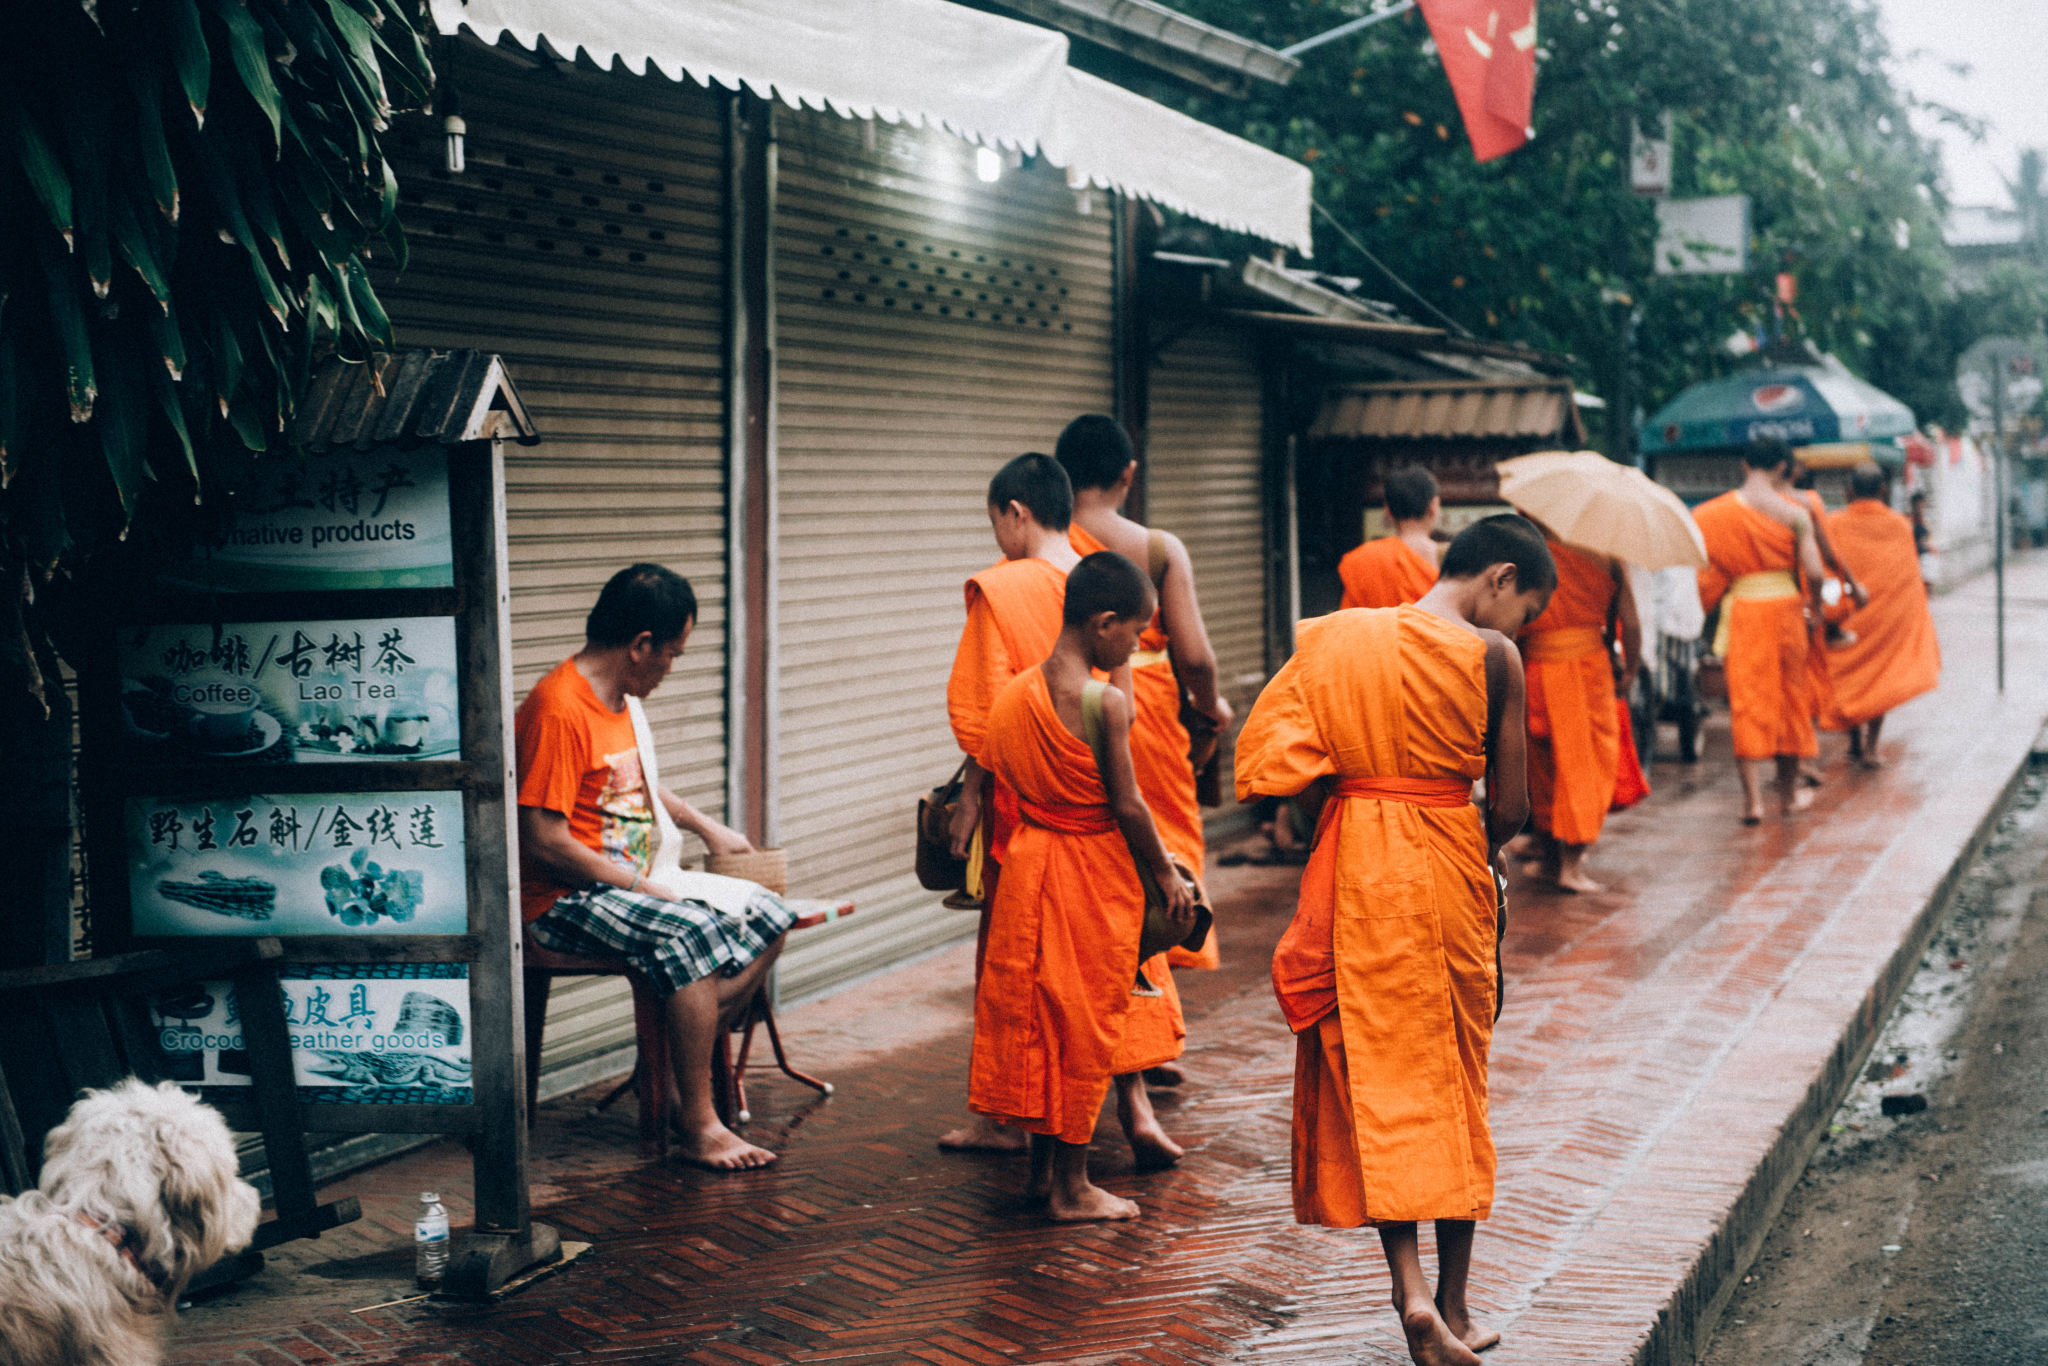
<box><xmin>514</xmin><ymin>658</ymin><xmax>654</xmax><ymax>923</ymax></box>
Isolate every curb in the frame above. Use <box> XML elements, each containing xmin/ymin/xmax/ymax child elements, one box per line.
<box><xmin>1636</xmin><ymin>741</ymin><xmax>2043</xmax><ymax>1365</ymax></box>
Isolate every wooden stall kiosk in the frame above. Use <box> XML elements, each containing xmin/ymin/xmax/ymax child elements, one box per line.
<box><xmin>80</xmin><ymin>349</ymin><xmax>553</xmax><ymax>1298</ymax></box>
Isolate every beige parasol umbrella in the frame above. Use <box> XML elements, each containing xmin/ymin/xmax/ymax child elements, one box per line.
<box><xmin>1495</xmin><ymin>450</ymin><xmax>1708</xmax><ymax>570</ymax></box>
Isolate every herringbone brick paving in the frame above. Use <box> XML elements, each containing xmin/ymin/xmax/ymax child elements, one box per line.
<box><xmin>166</xmin><ymin>565</ymin><xmax>2048</xmax><ymax>1366</ymax></box>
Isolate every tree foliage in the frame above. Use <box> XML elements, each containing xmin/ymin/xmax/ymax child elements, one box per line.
<box><xmin>0</xmin><ymin>0</ymin><xmax>433</xmax><ymax>589</ymax></box>
<box><xmin>1165</xmin><ymin>0</ymin><xmax>2039</xmax><ymax>445</ymax></box>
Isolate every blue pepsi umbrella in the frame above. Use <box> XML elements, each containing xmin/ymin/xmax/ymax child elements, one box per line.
<box><xmin>1639</xmin><ymin>361</ymin><xmax>1915</xmax><ymax>454</ymax></box>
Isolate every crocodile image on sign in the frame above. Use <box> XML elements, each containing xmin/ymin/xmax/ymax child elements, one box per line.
<box><xmin>156</xmin><ymin>872</ymin><xmax>277</xmax><ymax>920</ymax></box>
<box><xmin>305</xmin><ymin>1051</ymin><xmax>473</xmax><ymax>1090</ymax></box>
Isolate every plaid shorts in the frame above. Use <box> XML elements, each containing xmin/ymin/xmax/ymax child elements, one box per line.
<box><xmin>530</xmin><ymin>883</ymin><xmax>797</xmax><ymax>998</ymax></box>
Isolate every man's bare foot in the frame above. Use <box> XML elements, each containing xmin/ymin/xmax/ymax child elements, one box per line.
<box><xmin>1799</xmin><ymin>766</ymin><xmax>1825</xmax><ymax>788</ymax></box>
<box><xmin>1783</xmin><ymin>785</ymin><xmax>1817</xmax><ymax>815</ymax></box>
<box><xmin>674</xmin><ymin>1121</ymin><xmax>777</xmax><ymax>1171</ymax></box>
<box><xmin>1143</xmin><ymin>1063</ymin><xmax>1187</xmax><ymax>1088</ymax></box>
<box><xmin>1501</xmin><ymin>832</ymin><xmax>1538</xmax><ymax>861</ymax></box>
<box><xmin>1399</xmin><ymin>1299</ymin><xmax>1483</xmax><ymax>1366</ymax></box>
<box><xmin>1553</xmin><ymin>869</ymin><xmax>1604</xmax><ymax>894</ymax></box>
<box><xmin>1858</xmin><ymin>756</ymin><xmax>1883</xmax><ymax>770</ymax></box>
<box><xmin>1124</xmin><ymin>1121</ymin><xmax>1184</xmax><ymax>1171</ymax></box>
<box><xmin>938</xmin><ymin>1115</ymin><xmax>1028</xmax><ymax>1152</ymax></box>
<box><xmin>1742</xmin><ymin>805</ymin><xmax>1764</xmax><ymax>826</ymax></box>
<box><xmin>1436</xmin><ymin>1292</ymin><xmax>1501</xmax><ymax>1353</ymax></box>
<box><xmin>1048</xmin><ymin>1184</ymin><xmax>1140</xmax><ymax>1222</ymax></box>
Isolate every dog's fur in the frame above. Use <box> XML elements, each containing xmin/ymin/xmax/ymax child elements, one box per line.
<box><xmin>0</xmin><ymin>1079</ymin><xmax>261</xmax><ymax>1366</ymax></box>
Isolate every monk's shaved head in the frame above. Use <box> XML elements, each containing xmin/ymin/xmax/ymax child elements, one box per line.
<box><xmin>1745</xmin><ymin>437</ymin><xmax>1795</xmax><ymax>475</ymax></box>
<box><xmin>1384</xmin><ymin>466</ymin><xmax>1439</xmax><ymax>521</ymax></box>
<box><xmin>1064</xmin><ymin>551</ymin><xmax>1153</xmax><ymax>625</ymax></box>
<box><xmin>988</xmin><ymin>452</ymin><xmax>1073</xmax><ymax>532</ymax></box>
<box><xmin>1439</xmin><ymin>514</ymin><xmax>1557</xmax><ymax>594</ymax></box>
<box><xmin>1055</xmin><ymin>414</ymin><xmax>1135</xmax><ymax>491</ymax></box>
<box><xmin>1850</xmin><ymin>462</ymin><xmax>1887</xmax><ymax>502</ymax></box>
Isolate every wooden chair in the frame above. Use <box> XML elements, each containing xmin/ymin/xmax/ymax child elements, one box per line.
<box><xmin>521</xmin><ymin>899</ymin><xmax>851</xmax><ymax>1154</ymax></box>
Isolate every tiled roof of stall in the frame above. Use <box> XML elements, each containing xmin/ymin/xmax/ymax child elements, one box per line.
<box><xmin>1310</xmin><ymin>378</ymin><xmax>1580</xmax><ymax>441</ymax></box>
<box><xmin>292</xmin><ymin>350</ymin><xmax>539</xmax><ymax>452</ymax></box>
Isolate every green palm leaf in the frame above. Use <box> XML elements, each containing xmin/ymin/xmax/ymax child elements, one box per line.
<box><xmin>162</xmin><ymin>0</ymin><xmax>211</xmax><ymax>129</ymax></box>
<box><xmin>4</xmin><ymin>88</ymin><xmax>76</xmax><ymax>251</ymax></box>
<box><xmin>210</xmin><ymin>0</ymin><xmax>282</xmax><ymax>151</ymax></box>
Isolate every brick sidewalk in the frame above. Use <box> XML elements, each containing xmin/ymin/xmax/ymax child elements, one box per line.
<box><xmin>167</xmin><ymin>561</ymin><xmax>2048</xmax><ymax>1366</ymax></box>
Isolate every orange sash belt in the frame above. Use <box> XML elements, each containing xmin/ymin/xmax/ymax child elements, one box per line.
<box><xmin>1332</xmin><ymin>776</ymin><xmax>1474</xmax><ymax>807</ymax></box>
<box><xmin>1517</xmin><ymin>625</ymin><xmax>1607</xmax><ymax>663</ymax></box>
<box><xmin>1017</xmin><ymin>798</ymin><xmax>1118</xmax><ymax>836</ymax></box>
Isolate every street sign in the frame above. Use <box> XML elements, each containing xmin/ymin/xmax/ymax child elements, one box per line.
<box><xmin>1956</xmin><ymin>336</ymin><xmax>2043</xmax><ymax>693</ymax></box>
<box><xmin>1654</xmin><ymin>195</ymin><xmax>1749</xmax><ymax>274</ymax></box>
<box><xmin>1630</xmin><ymin>113</ymin><xmax>1672</xmax><ymax>196</ymax></box>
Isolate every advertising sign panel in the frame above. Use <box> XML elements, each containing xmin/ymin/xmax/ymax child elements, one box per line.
<box><xmin>125</xmin><ymin>791</ymin><xmax>467</xmax><ymax>936</ymax></box>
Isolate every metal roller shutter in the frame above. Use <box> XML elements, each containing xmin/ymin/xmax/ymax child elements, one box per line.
<box><xmin>1146</xmin><ymin>330</ymin><xmax>1270</xmax><ymax>813</ymax></box>
<box><xmin>375</xmin><ymin>54</ymin><xmax>729</xmax><ymax>1084</ymax></box>
<box><xmin>773</xmin><ymin>109</ymin><xmax>1114</xmax><ymax>1002</ymax></box>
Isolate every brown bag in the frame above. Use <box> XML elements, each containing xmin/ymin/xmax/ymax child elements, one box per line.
<box><xmin>914</xmin><ymin>760</ymin><xmax>969</xmax><ymax>894</ymax></box>
<box><xmin>1144</xmin><ymin>530</ymin><xmax>1223</xmax><ymax>807</ymax></box>
<box><xmin>1080</xmin><ymin>679</ymin><xmax>1214</xmax><ymax>967</ymax></box>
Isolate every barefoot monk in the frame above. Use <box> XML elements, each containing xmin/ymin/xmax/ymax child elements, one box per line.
<box><xmin>969</xmin><ymin>552</ymin><xmax>1195</xmax><ymax>1221</ymax></box>
<box><xmin>1821</xmin><ymin>462</ymin><xmax>1941</xmax><ymax>764</ymax></box>
<box><xmin>1693</xmin><ymin>439</ymin><xmax>1829</xmax><ymax>823</ymax></box>
<box><xmin>939</xmin><ymin>453</ymin><xmax>1079</xmax><ymax>1153</ymax></box>
<box><xmin>1338</xmin><ymin>466</ymin><xmax>1444</xmax><ymax>609</ymax></box>
<box><xmin>1058</xmin><ymin>414</ymin><xmax>1233</xmax><ymax>1164</ymax></box>
<box><xmin>1239</xmin><ymin>515</ymin><xmax>1553</xmax><ymax>1366</ymax></box>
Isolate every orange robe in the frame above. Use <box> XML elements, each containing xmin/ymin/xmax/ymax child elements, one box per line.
<box><xmin>1337</xmin><ymin>536</ymin><xmax>1438</xmax><ymax>610</ymax></box>
<box><xmin>1694</xmin><ymin>493</ymin><xmax>1817</xmax><ymax>760</ymax></box>
<box><xmin>947</xmin><ymin>557</ymin><xmax>1068</xmax><ymax>868</ymax></box>
<box><xmin>1612</xmin><ymin>699</ymin><xmax>1650</xmax><ymax>810</ymax></box>
<box><xmin>1798</xmin><ymin>489</ymin><xmax>1841</xmax><ymax>727</ymax></box>
<box><xmin>1820</xmin><ymin>499</ymin><xmax>1942</xmax><ymax>728</ymax></box>
<box><xmin>1240</xmin><ymin>606</ymin><xmax>1496</xmax><ymax>1227</ymax></box>
<box><xmin>1518</xmin><ymin>541</ymin><xmax>1620</xmax><ymax>846</ymax></box>
<box><xmin>969</xmin><ymin>669</ymin><xmax>1145</xmax><ymax>1144</ymax></box>
<box><xmin>1068</xmin><ymin>525</ymin><xmax>1190</xmax><ymax>1071</ymax></box>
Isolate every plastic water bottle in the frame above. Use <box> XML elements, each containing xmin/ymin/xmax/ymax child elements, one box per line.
<box><xmin>414</xmin><ymin>1192</ymin><xmax>450</xmax><ymax>1288</ymax></box>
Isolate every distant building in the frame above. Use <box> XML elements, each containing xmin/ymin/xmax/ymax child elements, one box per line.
<box><xmin>1946</xmin><ymin>204</ymin><xmax>2034</xmax><ymax>287</ymax></box>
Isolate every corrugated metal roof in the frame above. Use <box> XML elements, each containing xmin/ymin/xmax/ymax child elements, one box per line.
<box><xmin>1310</xmin><ymin>379</ymin><xmax>1579</xmax><ymax>441</ymax></box>
<box><xmin>291</xmin><ymin>349</ymin><xmax>539</xmax><ymax>453</ymax></box>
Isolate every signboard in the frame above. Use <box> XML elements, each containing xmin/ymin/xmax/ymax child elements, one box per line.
<box><xmin>126</xmin><ymin>791</ymin><xmax>466</xmax><ymax>937</ymax></box>
<box><xmin>119</xmin><ymin>617</ymin><xmax>459</xmax><ymax>763</ymax></box>
<box><xmin>1630</xmin><ymin>113</ymin><xmax>1672</xmax><ymax>196</ymax></box>
<box><xmin>154</xmin><ymin>965</ymin><xmax>473</xmax><ymax>1105</ymax></box>
<box><xmin>1654</xmin><ymin>194</ymin><xmax>1749</xmax><ymax>275</ymax></box>
<box><xmin>175</xmin><ymin>447</ymin><xmax>453</xmax><ymax>592</ymax></box>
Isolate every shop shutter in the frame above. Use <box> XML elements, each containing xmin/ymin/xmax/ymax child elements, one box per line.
<box><xmin>374</xmin><ymin>54</ymin><xmax>729</xmax><ymax>1085</ymax></box>
<box><xmin>773</xmin><ymin>110</ymin><xmax>1114</xmax><ymax>1002</ymax></box>
<box><xmin>1146</xmin><ymin>330</ymin><xmax>1270</xmax><ymax>812</ymax></box>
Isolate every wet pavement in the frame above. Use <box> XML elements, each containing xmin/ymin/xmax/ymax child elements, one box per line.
<box><xmin>166</xmin><ymin>562</ymin><xmax>2048</xmax><ymax>1366</ymax></box>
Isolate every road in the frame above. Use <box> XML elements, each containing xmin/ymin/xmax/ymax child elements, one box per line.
<box><xmin>1702</xmin><ymin>767</ymin><xmax>2048</xmax><ymax>1366</ymax></box>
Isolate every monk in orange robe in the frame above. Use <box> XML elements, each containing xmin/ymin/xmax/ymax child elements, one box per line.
<box><xmin>939</xmin><ymin>452</ymin><xmax>1078</xmax><ymax>1154</ymax></box>
<box><xmin>1694</xmin><ymin>440</ymin><xmax>1829</xmax><ymax>823</ymax></box>
<box><xmin>1338</xmin><ymin>466</ymin><xmax>1443</xmax><ymax>609</ymax></box>
<box><xmin>1241</xmin><ymin>514</ymin><xmax>1553</xmax><ymax>1366</ymax></box>
<box><xmin>1781</xmin><ymin>471</ymin><xmax>1871</xmax><ymax>785</ymax></box>
<box><xmin>1060</xmin><ymin>415</ymin><xmax>1235</xmax><ymax>1157</ymax></box>
<box><xmin>1511</xmin><ymin>532</ymin><xmax>1639</xmax><ymax>893</ymax></box>
<box><xmin>970</xmin><ymin>552</ymin><xmax>1195</xmax><ymax>1221</ymax></box>
<box><xmin>1821</xmin><ymin>463</ymin><xmax>1941</xmax><ymax>763</ymax></box>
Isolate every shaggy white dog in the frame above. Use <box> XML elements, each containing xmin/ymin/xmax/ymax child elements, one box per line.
<box><xmin>0</xmin><ymin>1079</ymin><xmax>261</xmax><ymax>1366</ymax></box>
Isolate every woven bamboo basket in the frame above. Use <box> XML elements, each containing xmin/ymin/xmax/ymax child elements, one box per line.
<box><xmin>707</xmin><ymin>848</ymin><xmax>788</xmax><ymax>895</ymax></box>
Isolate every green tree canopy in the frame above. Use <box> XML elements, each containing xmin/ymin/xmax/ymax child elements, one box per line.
<box><xmin>1165</xmin><ymin>0</ymin><xmax>2038</xmax><ymax>445</ymax></box>
<box><xmin>0</xmin><ymin>0</ymin><xmax>432</xmax><ymax>585</ymax></box>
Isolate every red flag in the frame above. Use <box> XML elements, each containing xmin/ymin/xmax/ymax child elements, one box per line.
<box><xmin>1415</xmin><ymin>0</ymin><xmax>1537</xmax><ymax>163</ymax></box>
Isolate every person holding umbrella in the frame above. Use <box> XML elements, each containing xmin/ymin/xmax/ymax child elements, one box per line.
<box><xmin>1494</xmin><ymin>452</ymin><xmax>1704</xmax><ymax>878</ymax></box>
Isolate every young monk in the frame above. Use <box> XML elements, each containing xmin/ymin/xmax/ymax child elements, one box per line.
<box><xmin>1511</xmin><ymin>526</ymin><xmax>1639</xmax><ymax>894</ymax></box>
<box><xmin>1338</xmin><ymin>466</ymin><xmax>1444</xmax><ymax>609</ymax></box>
<box><xmin>1694</xmin><ymin>439</ymin><xmax>1830</xmax><ymax>824</ymax></box>
<box><xmin>940</xmin><ymin>452</ymin><xmax>1080</xmax><ymax>1153</ymax></box>
<box><xmin>1240</xmin><ymin>515</ymin><xmax>1554</xmax><ymax>1366</ymax></box>
<box><xmin>969</xmin><ymin>551</ymin><xmax>1197</xmax><ymax>1220</ymax></box>
<box><xmin>1058</xmin><ymin>414</ymin><xmax>1231</xmax><ymax>1153</ymax></box>
<box><xmin>1821</xmin><ymin>463</ymin><xmax>1942</xmax><ymax>765</ymax></box>
<box><xmin>1779</xmin><ymin>466</ymin><xmax>1870</xmax><ymax>786</ymax></box>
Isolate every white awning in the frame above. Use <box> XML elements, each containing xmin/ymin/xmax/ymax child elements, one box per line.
<box><xmin>429</xmin><ymin>0</ymin><xmax>1312</xmax><ymax>253</ymax></box>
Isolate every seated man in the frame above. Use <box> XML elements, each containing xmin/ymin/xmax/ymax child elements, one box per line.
<box><xmin>516</xmin><ymin>563</ymin><xmax>794</xmax><ymax>1171</ymax></box>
